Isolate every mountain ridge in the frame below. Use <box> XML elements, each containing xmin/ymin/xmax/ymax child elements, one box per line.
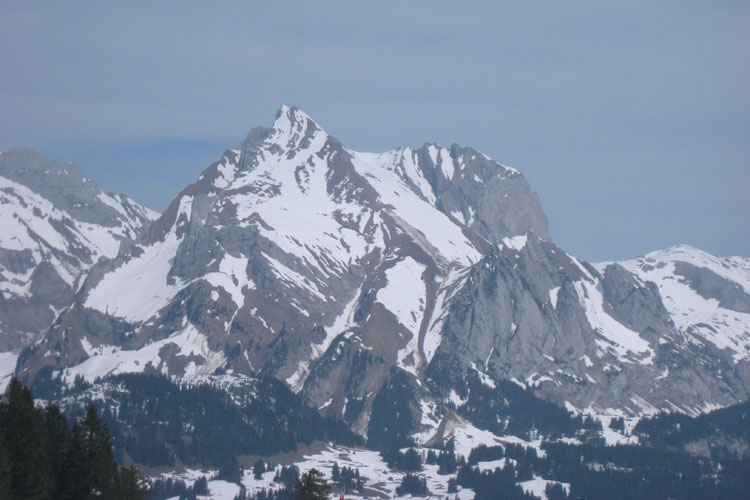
<box><xmin>3</xmin><ymin>107</ymin><xmax>748</xmax><ymax>445</ymax></box>
<box><xmin>0</xmin><ymin>147</ymin><xmax>157</xmax><ymax>359</ymax></box>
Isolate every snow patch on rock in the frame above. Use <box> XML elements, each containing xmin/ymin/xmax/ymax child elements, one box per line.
<box><xmin>61</xmin><ymin>323</ymin><xmax>226</xmax><ymax>384</ymax></box>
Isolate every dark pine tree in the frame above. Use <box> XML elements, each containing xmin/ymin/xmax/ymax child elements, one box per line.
<box><xmin>193</xmin><ymin>476</ymin><xmax>209</xmax><ymax>495</ymax></box>
<box><xmin>545</xmin><ymin>482</ymin><xmax>569</xmax><ymax>500</ymax></box>
<box><xmin>331</xmin><ymin>461</ymin><xmax>340</xmax><ymax>482</ymax></box>
<box><xmin>116</xmin><ymin>465</ymin><xmax>149</xmax><ymax>500</ymax></box>
<box><xmin>81</xmin><ymin>403</ymin><xmax>120</xmax><ymax>499</ymax></box>
<box><xmin>42</xmin><ymin>403</ymin><xmax>70</xmax><ymax>495</ymax></box>
<box><xmin>62</xmin><ymin>423</ymin><xmax>91</xmax><ymax>500</ymax></box>
<box><xmin>396</xmin><ymin>473</ymin><xmax>429</xmax><ymax>496</ymax></box>
<box><xmin>0</xmin><ymin>398</ymin><xmax>11</xmax><ymax>498</ymax></box>
<box><xmin>5</xmin><ymin>377</ymin><xmax>53</xmax><ymax>499</ymax></box>
<box><xmin>252</xmin><ymin>459</ymin><xmax>266</xmax><ymax>480</ymax></box>
<box><xmin>291</xmin><ymin>468</ymin><xmax>330</xmax><ymax>500</ymax></box>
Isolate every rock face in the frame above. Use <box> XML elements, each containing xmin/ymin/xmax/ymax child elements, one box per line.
<box><xmin>0</xmin><ymin>149</ymin><xmax>157</xmax><ymax>352</ymax></box>
<box><xmin>8</xmin><ymin>107</ymin><xmax>750</xmax><ymax>441</ymax></box>
<box><xmin>426</xmin><ymin>237</ymin><xmax>750</xmax><ymax>418</ymax></box>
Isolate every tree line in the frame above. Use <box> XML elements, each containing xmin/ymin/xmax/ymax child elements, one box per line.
<box><xmin>34</xmin><ymin>372</ymin><xmax>360</xmax><ymax>469</ymax></box>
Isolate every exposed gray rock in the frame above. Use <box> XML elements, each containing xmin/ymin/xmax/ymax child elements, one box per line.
<box><xmin>426</xmin><ymin>235</ymin><xmax>750</xmax><ymax>415</ymax></box>
<box><xmin>674</xmin><ymin>261</ymin><xmax>750</xmax><ymax>314</ymax></box>
<box><xmin>600</xmin><ymin>263</ymin><xmax>675</xmax><ymax>342</ymax></box>
<box><xmin>418</xmin><ymin>143</ymin><xmax>550</xmax><ymax>243</ymax></box>
<box><xmin>0</xmin><ymin>148</ymin><xmax>152</xmax><ymax>228</ymax></box>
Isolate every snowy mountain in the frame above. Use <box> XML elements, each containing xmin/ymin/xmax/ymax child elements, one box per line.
<box><xmin>10</xmin><ymin>107</ymin><xmax>750</xmax><ymax>445</ymax></box>
<box><xmin>0</xmin><ymin>148</ymin><xmax>157</xmax><ymax>386</ymax></box>
<box><xmin>612</xmin><ymin>245</ymin><xmax>750</xmax><ymax>364</ymax></box>
<box><xmin>424</xmin><ymin>238</ymin><xmax>750</xmax><ymax>421</ymax></box>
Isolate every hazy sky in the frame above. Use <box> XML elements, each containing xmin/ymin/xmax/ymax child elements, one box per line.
<box><xmin>1</xmin><ymin>1</ymin><xmax>748</xmax><ymax>262</ymax></box>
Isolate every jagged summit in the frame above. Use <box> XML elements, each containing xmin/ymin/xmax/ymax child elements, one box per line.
<box><xmin>273</xmin><ymin>105</ymin><xmax>321</xmax><ymax>136</ymax></box>
<box><xmin>236</xmin><ymin>105</ymin><xmax>325</xmax><ymax>156</ymax></box>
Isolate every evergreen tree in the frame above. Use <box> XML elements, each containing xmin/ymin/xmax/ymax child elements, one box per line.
<box><xmin>274</xmin><ymin>465</ymin><xmax>300</xmax><ymax>491</ymax></box>
<box><xmin>331</xmin><ymin>461</ymin><xmax>340</xmax><ymax>482</ymax></box>
<box><xmin>254</xmin><ymin>459</ymin><xmax>266</xmax><ymax>480</ymax></box>
<box><xmin>545</xmin><ymin>482</ymin><xmax>569</xmax><ymax>499</ymax></box>
<box><xmin>233</xmin><ymin>483</ymin><xmax>248</xmax><ymax>500</ymax></box>
<box><xmin>6</xmin><ymin>377</ymin><xmax>53</xmax><ymax>499</ymax></box>
<box><xmin>0</xmin><ymin>401</ymin><xmax>11</xmax><ymax>499</ymax></box>
<box><xmin>396</xmin><ymin>473</ymin><xmax>429</xmax><ymax>496</ymax></box>
<box><xmin>42</xmin><ymin>403</ymin><xmax>70</xmax><ymax>494</ymax></box>
<box><xmin>63</xmin><ymin>423</ymin><xmax>91</xmax><ymax>500</ymax></box>
<box><xmin>609</xmin><ymin>417</ymin><xmax>625</xmax><ymax>432</ymax></box>
<box><xmin>193</xmin><ymin>476</ymin><xmax>209</xmax><ymax>495</ymax></box>
<box><xmin>355</xmin><ymin>468</ymin><xmax>363</xmax><ymax>492</ymax></box>
<box><xmin>447</xmin><ymin>477</ymin><xmax>458</xmax><ymax>493</ymax></box>
<box><xmin>291</xmin><ymin>468</ymin><xmax>330</xmax><ymax>500</ymax></box>
<box><xmin>218</xmin><ymin>455</ymin><xmax>243</xmax><ymax>484</ymax></box>
<box><xmin>81</xmin><ymin>403</ymin><xmax>120</xmax><ymax>499</ymax></box>
<box><xmin>116</xmin><ymin>465</ymin><xmax>149</xmax><ymax>500</ymax></box>
<box><xmin>437</xmin><ymin>449</ymin><xmax>457</xmax><ymax>475</ymax></box>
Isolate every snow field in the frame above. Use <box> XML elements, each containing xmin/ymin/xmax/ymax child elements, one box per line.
<box><xmin>520</xmin><ymin>477</ymin><xmax>570</xmax><ymax>500</ymax></box>
<box><xmin>0</xmin><ymin>176</ymin><xmax>140</xmax><ymax>289</ymax></box>
<box><xmin>376</xmin><ymin>257</ymin><xmax>427</xmax><ymax>375</ymax></box>
<box><xmin>84</xmin><ymin>232</ymin><xmax>185</xmax><ymax>322</ymax></box>
<box><xmin>595</xmin><ymin>414</ymin><xmax>640</xmax><ymax>446</ymax></box>
<box><xmin>61</xmin><ymin>324</ymin><xmax>226</xmax><ymax>384</ymax></box>
<box><xmin>156</xmin><ymin>469</ymin><xmax>239</xmax><ymax>500</ymax></box>
<box><xmin>352</xmin><ymin>151</ymin><xmax>480</xmax><ymax>266</ymax></box>
<box><xmin>230</xmin><ymin>116</ymin><xmax>380</xmax><ymax>284</ymax></box>
<box><xmin>615</xmin><ymin>251</ymin><xmax>750</xmax><ymax>362</ymax></box>
<box><xmin>548</xmin><ymin>286</ymin><xmax>560</xmax><ymax>308</ymax></box>
<box><xmin>501</xmin><ymin>234</ymin><xmax>528</xmax><ymax>252</ymax></box>
<box><xmin>203</xmin><ymin>252</ymin><xmax>253</xmax><ymax>309</ymax></box>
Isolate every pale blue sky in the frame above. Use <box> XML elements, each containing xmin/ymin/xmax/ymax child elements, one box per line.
<box><xmin>1</xmin><ymin>1</ymin><xmax>748</xmax><ymax>261</ymax></box>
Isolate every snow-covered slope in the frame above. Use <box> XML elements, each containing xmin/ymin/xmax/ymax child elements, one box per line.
<box><xmin>0</xmin><ymin>148</ymin><xmax>157</xmax><ymax>353</ymax></box>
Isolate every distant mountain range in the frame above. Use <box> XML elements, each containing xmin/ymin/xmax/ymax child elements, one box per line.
<box><xmin>2</xmin><ymin>106</ymin><xmax>749</xmax><ymax>452</ymax></box>
<box><xmin>0</xmin><ymin>148</ymin><xmax>156</xmax><ymax>354</ymax></box>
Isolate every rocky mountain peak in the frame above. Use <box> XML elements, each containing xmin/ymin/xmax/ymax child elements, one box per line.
<box><xmin>233</xmin><ymin>106</ymin><xmax>327</xmax><ymax>168</ymax></box>
<box><xmin>271</xmin><ymin>105</ymin><xmax>323</xmax><ymax>146</ymax></box>
<box><xmin>9</xmin><ymin>107</ymin><xmax>748</xmax><ymax>437</ymax></box>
